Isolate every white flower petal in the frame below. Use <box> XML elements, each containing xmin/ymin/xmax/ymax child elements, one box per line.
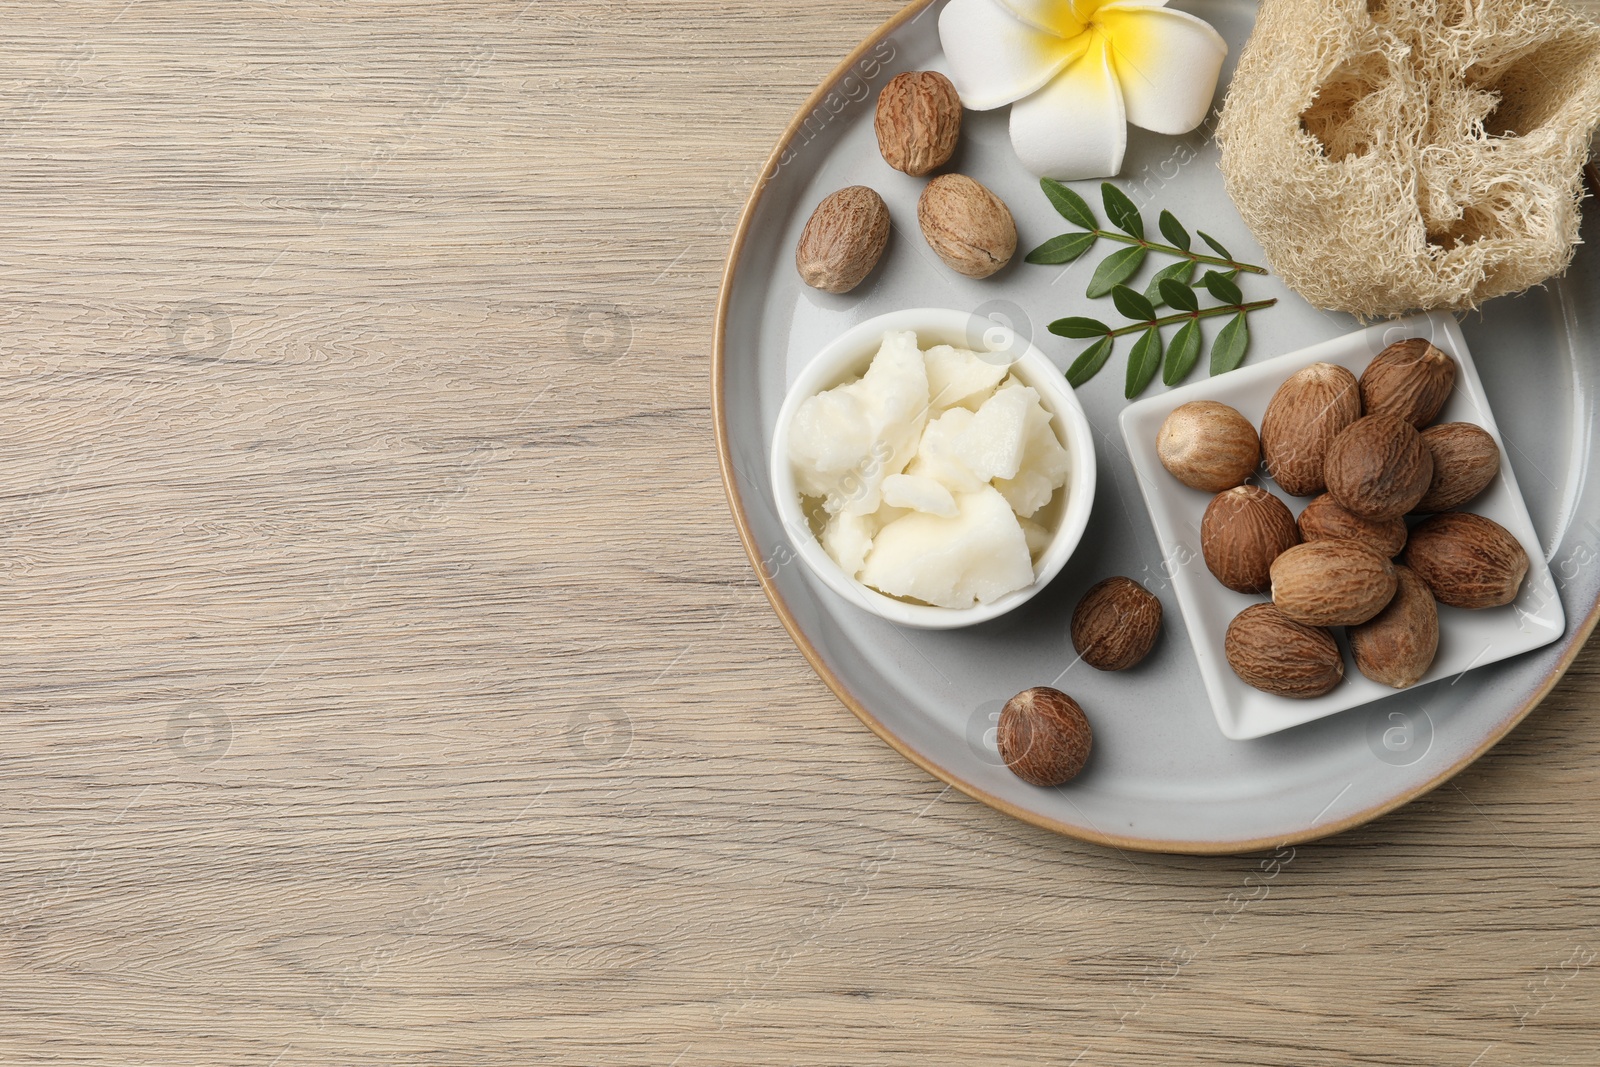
<box><xmin>1100</xmin><ymin>6</ymin><xmax>1228</xmax><ymax>135</ymax></box>
<box><xmin>1096</xmin><ymin>0</ymin><xmax>1169</xmax><ymax>10</ymax></box>
<box><xmin>939</xmin><ymin>0</ymin><xmax>1092</xmax><ymax>111</ymax></box>
<box><xmin>992</xmin><ymin>0</ymin><xmax>1086</xmax><ymax>36</ymax></box>
<box><xmin>1008</xmin><ymin>36</ymin><xmax>1127</xmax><ymax>180</ymax></box>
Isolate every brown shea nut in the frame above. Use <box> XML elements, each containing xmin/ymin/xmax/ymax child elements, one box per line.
<box><xmin>875</xmin><ymin>71</ymin><xmax>962</xmax><ymax>177</ymax></box>
<box><xmin>795</xmin><ymin>186</ymin><xmax>891</xmax><ymax>294</ymax></box>
<box><xmin>1417</xmin><ymin>422</ymin><xmax>1501</xmax><ymax>512</ymax></box>
<box><xmin>1404</xmin><ymin>512</ymin><xmax>1530</xmax><ymax>609</ymax></box>
<box><xmin>1360</xmin><ymin>338</ymin><xmax>1458</xmax><ymax>428</ymax></box>
<box><xmin>1271</xmin><ymin>539</ymin><xmax>1398</xmax><ymax>627</ymax></box>
<box><xmin>1260</xmin><ymin>362</ymin><xmax>1362</xmax><ymax>496</ymax></box>
<box><xmin>997</xmin><ymin>688</ymin><xmax>1092</xmax><ymax>787</ymax></box>
<box><xmin>918</xmin><ymin>174</ymin><xmax>1017</xmax><ymax>279</ymax></box>
<box><xmin>1324</xmin><ymin>413</ymin><xmax>1434</xmax><ymax>521</ymax></box>
<box><xmin>1224</xmin><ymin>604</ymin><xmax>1345</xmax><ymax>699</ymax></box>
<box><xmin>1072</xmin><ymin>577</ymin><xmax>1163</xmax><ymax>672</ymax></box>
<box><xmin>1350</xmin><ymin>565</ymin><xmax>1439</xmax><ymax>689</ymax></box>
<box><xmin>1202</xmin><ymin>486</ymin><xmax>1301</xmax><ymax>594</ymax></box>
<box><xmin>1157</xmin><ymin>401</ymin><xmax>1261</xmax><ymax>492</ymax></box>
<box><xmin>1298</xmin><ymin>493</ymin><xmax>1408</xmax><ymax>558</ymax></box>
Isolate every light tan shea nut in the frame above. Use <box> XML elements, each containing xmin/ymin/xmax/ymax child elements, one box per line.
<box><xmin>1360</xmin><ymin>338</ymin><xmax>1458</xmax><ymax>429</ymax></box>
<box><xmin>1324</xmin><ymin>413</ymin><xmax>1434</xmax><ymax>522</ymax></box>
<box><xmin>1417</xmin><ymin>423</ymin><xmax>1501</xmax><ymax>512</ymax></box>
<box><xmin>1350</xmin><ymin>565</ymin><xmax>1439</xmax><ymax>689</ymax></box>
<box><xmin>1225</xmin><ymin>604</ymin><xmax>1345</xmax><ymax>699</ymax></box>
<box><xmin>1261</xmin><ymin>362</ymin><xmax>1362</xmax><ymax>496</ymax></box>
<box><xmin>1404</xmin><ymin>512</ymin><xmax>1530</xmax><ymax>610</ymax></box>
<box><xmin>1201</xmin><ymin>486</ymin><xmax>1301</xmax><ymax>595</ymax></box>
<box><xmin>795</xmin><ymin>186</ymin><xmax>891</xmax><ymax>294</ymax></box>
<box><xmin>1271</xmin><ymin>539</ymin><xmax>1399</xmax><ymax>627</ymax></box>
<box><xmin>875</xmin><ymin>71</ymin><xmax>962</xmax><ymax>177</ymax></box>
<box><xmin>918</xmin><ymin>174</ymin><xmax>1017</xmax><ymax>279</ymax></box>
<box><xmin>1072</xmin><ymin>577</ymin><xmax>1163</xmax><ymax>672</ymax></box>
<box><xmin>997</xmin><ymin>687</ymin><xmax>1093</xmax><ymax>787</ymax></box>
<box><xmin>1157</xmin><ymin>401</ymin><xmax>1261</xmax><ymax>493</ymax></box>
<box><xmin>1297</xmin><ymin>493</ymin><xmax>1408</xmax><ymax>558</ymax></box>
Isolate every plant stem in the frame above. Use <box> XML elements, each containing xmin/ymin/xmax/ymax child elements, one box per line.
<box><xmin>1105</xmin><ymin>298</ymin><xmax>1278</xmax><ymax>338</ymax></box>
<box><xmin>1091</xmin><ymin>229</ymin><xmax>1268</xmax><ymax>275</ymax></box>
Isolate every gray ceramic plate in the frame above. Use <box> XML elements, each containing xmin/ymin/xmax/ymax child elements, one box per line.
<box><xmin>714</xmin><ymin>0</ymin><xmax>1600</xmax><ymax>853</ymax></box>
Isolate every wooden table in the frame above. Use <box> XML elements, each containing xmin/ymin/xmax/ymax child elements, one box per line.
<box><xmin>1</xmin><ymin>2</ymin><xmax>1597</xmax><ymax>1063</ymax></box>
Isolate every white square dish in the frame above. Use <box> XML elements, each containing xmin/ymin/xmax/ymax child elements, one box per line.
<box><xmin>1119</xmin><ymin>313</ymin><xmax>1566</xmax><ymax>741</ymax></box>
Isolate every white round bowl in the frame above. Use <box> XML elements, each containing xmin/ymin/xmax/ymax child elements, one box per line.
<box><xmin>769</xmin><ymin>308</ymin><xmax>1098</xmax><ymax>630</ymax></box>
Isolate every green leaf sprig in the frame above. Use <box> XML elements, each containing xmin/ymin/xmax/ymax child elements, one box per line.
<box><xmin>1028</xmin><ymin>180</ymin><xmax>1278</xmax><ymax>398</ymax></box>
<box><xmin>1029</xmin><ymin>180</ymin><xmax>1268</xmax><ymax>291</ymax></box>
<box><xmin>1052</xmin><ymin>279</ymin><xmax>1273</xmax><ymax>397</ymax></box>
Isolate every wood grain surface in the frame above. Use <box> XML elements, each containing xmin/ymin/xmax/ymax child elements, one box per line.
<box><xmin>0</xmin><ymin>1</ymin><xmax>1597</xmax><ymax>1063</ymax></box>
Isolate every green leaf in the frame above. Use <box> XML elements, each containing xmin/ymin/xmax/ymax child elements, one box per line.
<box><xmin>1025</xmin><ymin>231</ymin><xmax>1098</xmax><ymax>265</ymax></box>
<box><xmin>1159</xmin><ymin>210</ymin><xmax>1191</xmax><ymax>251</ymax></box>
<box><xmin>1048</xmin><ymin>316</ymin><xmax>1112</xmax><ymax>339</ymax></box>
<box><xmin>1202</xmin><ymin>270</ymin><xmax>1243</xmax><ymax>305</ymax></box>
<box><xmin>1102</xmin><ymin>183</ymin><xmax>1144</xmax><ymax>239</ymax></box>
<box><xmin>1125</xmin><ymin>327</ymin><xmax>1163</xmax><ymax>399</ymax></box>
<box><xmin>1198</xmin><ymin>230</ymin><xmax>1233</xmax><ymax>261</ymax></box>
<box><xmin>1159</xmin><ymin>279</ymin><xmax>1200</xmax><ymax>313</ymax></box>
<box><xmin>1111</xmin><ymin>284</ymin><xmax>1156</xmax><ymax>323</ymax></box>
<box><xmin>1211</xmin><ymin>313</ymin><xmax>1250</xmax><ymax>375</ymax></box>
<box><xmin>1163</xmin><ymin>320</ymin><xmax>1203</xmax><ymax>386</ymax></box>
<box><xmin>1041</xmin><ymin>178</ymin><xmax>1097</xmax><ymax>230</ymax></box>
<box><xmin>1087</xmin><ymin>245</ymin><xmax>1148</xmax><ymax>298</ymax></box>
<box><xmin>1066</xmin><ymin>336</ymin><xmax>1115</xmax><ymax>388</ymax></box>
<box><xmin>1144</xmin><ymin>260</ymin><xmax>1196</xmax><ymax>307</ymax></box>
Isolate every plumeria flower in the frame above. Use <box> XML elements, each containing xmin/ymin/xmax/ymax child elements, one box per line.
<box><xmin>939</xmin><ymin>0</ymin><xmax>1228</xmax><ymax>180</ymax></box>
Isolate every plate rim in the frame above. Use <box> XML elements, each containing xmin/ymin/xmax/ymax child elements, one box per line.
<box><xmin>710</xmin><ymin>0</ymin><xmax>1600</xmax><ymax>855</ymax></box>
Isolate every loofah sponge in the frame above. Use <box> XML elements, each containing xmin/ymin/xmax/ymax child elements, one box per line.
<box><xmin>1217</xmin><ymin>0</ymin><xmax>1600</xmax><ymax>318</ymax></box>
